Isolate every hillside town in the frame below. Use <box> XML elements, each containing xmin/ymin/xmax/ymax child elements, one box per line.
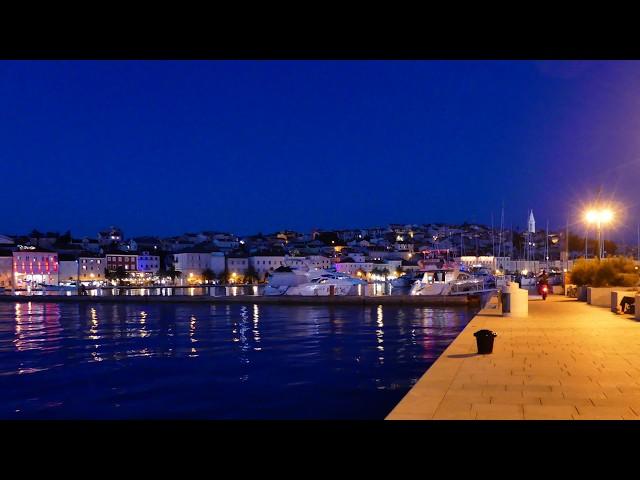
<box><xmin>0</xmin><ymin>212</ymin><xmax>623</xmax><ymax>291</ymax></box>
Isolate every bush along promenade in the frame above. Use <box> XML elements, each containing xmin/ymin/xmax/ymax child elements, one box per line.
<box><xmin>566</xmin><ymin>257</ymin><xmax>640</xmax><ymax>309</ymax></box>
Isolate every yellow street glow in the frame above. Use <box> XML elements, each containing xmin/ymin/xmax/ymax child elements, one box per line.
<box><xmin>585</xmin><ymin>210</ymin><xmax>598</xmax><ymax>223</ymax></box>
<box><xmin>585</xmin><ymin>208</ymin><xmax>614</xmax><ymax>224</ymax></box>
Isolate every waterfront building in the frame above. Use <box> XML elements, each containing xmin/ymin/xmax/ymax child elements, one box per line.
<box><xmin>105</xmin><ymin>253</ymin><xmax>137</xmax><ymax>272</ymax></box>
<box><xmin>173</xmin><ymin>251</ymin><xmax>215</xmax><ymax>284</ymax></box>
<box><xmin>283</xmin><ymin>255</ymin><xmax>332</xmax><ymax>270</ymax></box>
<box><xmin>249</xmin><ymin>254</ymin><xmax>286</xmax><ymax>281</ymax></box>
<box><xmin>226</xmin><ymin>254</ymin><xmax>249</xmax><ymax>281</ymax></box>
<box><xmin>58</xmin><ymin>256</ymin><xmax>78</xmax><ymax>283</ymax></box>
<box><xmin>57</xmin><ymin>254</ymin><xmax>106</xmax><ymax>284</ymax></box>
<box><xmin>211</xmin><ymin>252</ymin><xmax>226</xmax><ymax>274</ymax></box>
<box><xmin>12</xmin><ymin>248</ymin><xmax>59</xmax><ymax>288</ymax></box>
<box><xmin>79</xmin><ymin>254</ymin><xmax>105</xmax><ymax>282</ymax></box>
<box><xmin>457</xmin><ymin>255</ymin><xmax>513</xmax><ymax>271</ymax></box>
<box><xmin>137</xmin><ymin>251</ymin><xmax>160</xmax><ymax>273</ymax></box>
<box><xmin>0</xmin><ymin>251</ymin><xmax>12</xmax><ymax>288</ymax></box>
<box><xmin>334</xmin><ymin>257</ymin><xmax>374</xmax><ymax>276</ymax></box>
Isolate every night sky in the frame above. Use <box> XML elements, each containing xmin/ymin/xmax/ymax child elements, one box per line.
<box><xmin>1</xmin><ymin>60</ymin><xmax>639</xmax><ymax>240</ymax></box>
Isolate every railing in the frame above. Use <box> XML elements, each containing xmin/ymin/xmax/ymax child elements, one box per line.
<box><xmin>449</xmin><ymin>279</ymin><xmax>494</xmax><ymax>295</ymax></box>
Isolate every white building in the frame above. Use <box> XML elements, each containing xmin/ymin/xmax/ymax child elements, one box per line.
<box><xmin>211</xmin><ymin>252</ymin><xmax>226</xmax><ymax>274</ymax></box>
<box><xmin>173</xmin><ymin>251</ymin><xmax>214</xmax><ymax>284</ymax></box>
<box><xmin>334</xmin><ymin>259</ymin><xmax>374</xmax><ymax>276</ymax></box>
<box><xmin>58</xmin><ymin>260</ymin><xmax>77</xmax><ymax>284</ymax></box>
<box><xmin>227</xmin><ymin>256</ymin><xmax>249</xmax><ymax>280</ymax></box>
<box><xmin>457</xmin><ymin>256</ymin><xmax>511</xmax><ymax>271</ymax></box>
<box><xmin>137</xmin><ymin>251</ymin><xmax>160</xmax><ymax>273</ymax></box>
<box><xmin>249</xmin><ymin>255</ymin><xmax>286</xmax><ymax>280</ymax></box>
<box><xmin>284</xmin><ymin>255</ymin><xmax>332</xmax><ymax>270</ymax></box>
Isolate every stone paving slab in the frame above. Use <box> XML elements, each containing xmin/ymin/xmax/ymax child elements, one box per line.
<box><xmin>387</xmin><ymin>295</ymin><xmax>640</xmax><ymax>420</ymax></box>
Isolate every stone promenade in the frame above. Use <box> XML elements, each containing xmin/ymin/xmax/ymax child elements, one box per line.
<box><xmin>387</xmin><ymin>295</ymin><xmax>640</xmax><ymax>419</ymax></box>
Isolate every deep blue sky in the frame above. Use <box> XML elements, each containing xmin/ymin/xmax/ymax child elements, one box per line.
<box><xmin>1</xmin><ymin>60</ymin><xmax>639</xmax><ymax>240</ymax></box>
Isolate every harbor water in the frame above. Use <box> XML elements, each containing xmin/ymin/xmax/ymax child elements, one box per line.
<box><xmin>0</xmin><ymin>301</ymin><xmax>477</xmax><ymax>419</ymax></box>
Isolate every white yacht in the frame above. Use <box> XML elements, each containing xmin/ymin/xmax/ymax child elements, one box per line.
<box><xmin>264</xmin><ymin>266</ymin><xmax>366</xmax><ymax>296</ymax></box>
<box><xmin>264</xmin><ymin>267</ymin><xmax>323</xmax><ymax>296</ymax></box>
<box><xmin>410</xmin><ymin>265</ymin><xmax>495</xmax><ymax>296</ymax></box>
<box><xmin>390</xmin><ymin>271</ymin><xmax>418</xmax><ymax>288</ymax></box>
<box><xmin>285</xmin><ymin>273</ymin><xmax>366</xmax><ymax>296</ymax></box>
<box><xmin>39</xmin><ymin>283</ymin><xmax>78</xmax><ymax>292</ymax></box>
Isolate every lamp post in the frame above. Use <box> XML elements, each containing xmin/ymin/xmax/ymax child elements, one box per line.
<box><xmin>585</xmin><ymin>208</ymin><xmax>613</xmax><ymax>260</ymax></box>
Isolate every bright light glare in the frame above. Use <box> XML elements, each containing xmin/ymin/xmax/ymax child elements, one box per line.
<box><xmin>585</xmin><ymin>208</ymin><xmax>614</xmax><ymax>224</ymax></box>
<box><xmin>585</xmin><ymin>210</ymin><xmax>599</xmax><ymax>223</ymax></box>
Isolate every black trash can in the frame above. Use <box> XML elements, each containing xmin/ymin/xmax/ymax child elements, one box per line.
<box><xmin>474</xmin><ymin>329</ymin><xmax>497</xmax><ymax>354</ymax></box>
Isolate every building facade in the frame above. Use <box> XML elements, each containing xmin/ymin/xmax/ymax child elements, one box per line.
<box><xmin>106</xmin><ymin>253</ymin><xmax>137</xmax><ymax>272</ymax></box>
<box><xmin>12</xmin><ymin>248</ymin><xmax>59</xmax><ymax>288</ymax></box>
<box><xmin>137</xmin><ymin>252</ymin><xmax>160</xmax><ymax>273</ymax></box>
<box><xmin>0</xmin><ymin>254</ymin><xmax>12</xmax><ymax>288</ymax></box>
<box><xmin>173</xmin><ymin>252</ymin><xmax>213</xmax><ymax>284</ymax></box>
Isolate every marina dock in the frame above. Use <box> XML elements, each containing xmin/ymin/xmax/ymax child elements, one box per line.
<box><xmin>0</xmin><ymin>293</ymin><xmax>480</xmax><ymax>306</ymax></box>
<box><xmin>387</xmin><ymin>295</ymin><xmax>640</xmax><ymax>420</ymax></box>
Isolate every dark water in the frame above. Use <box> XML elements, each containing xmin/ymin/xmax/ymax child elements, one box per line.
<box><xmin>0</xmin><ymin>301</ymin><xmax>477</xmax><ymax>419</ymax></box>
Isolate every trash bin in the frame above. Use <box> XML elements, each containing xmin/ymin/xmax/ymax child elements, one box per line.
<box><xmin>501</xmin><ymin>292</ymin><xmax>511</xmax><ymax>314</ymax></box>
<box><xmin>474</xmin><ymin>329</ymin><xmax>497</xmax><ymax>354</ymax></box>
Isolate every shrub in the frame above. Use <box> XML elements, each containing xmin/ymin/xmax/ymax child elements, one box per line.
<box><xmin>568</xmin><ymin>259</ymin><xmax>597</xmax><ymax>286</ymax></box>
<box><xmin>569</xmin><ymin>257</ymin><xmax>639</xmax><ymax>287</ymax></box>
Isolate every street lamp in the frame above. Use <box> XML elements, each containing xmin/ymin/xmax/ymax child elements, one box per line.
<box><xmin>585</xmin><ymin>208</ymin><xmax>614</xmax><ymax>259</ymax></box>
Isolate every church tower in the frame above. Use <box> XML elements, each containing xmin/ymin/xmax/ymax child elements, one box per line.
<box><xmin>528</xmin><ymin>210</ymin><xmax>536</xmax><ymax>234</ymax></box>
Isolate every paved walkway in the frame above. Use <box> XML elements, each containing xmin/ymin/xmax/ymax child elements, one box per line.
<box><xmin>387</xmin><ymin>295</ymin><xmax>640</xmax><ymax>419</ymax></box>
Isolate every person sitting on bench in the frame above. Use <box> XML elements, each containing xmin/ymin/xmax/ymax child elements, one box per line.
<box><xmin>618</xmin><ymin>296</ymin><xmax>635</xmax><ymax>315</ymax></box>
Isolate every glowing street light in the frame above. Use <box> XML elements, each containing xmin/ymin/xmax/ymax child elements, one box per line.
<box><xmin>584</xmin><ymin>207</ymin><xmax>614</xmax><ymax>259</ymax></box>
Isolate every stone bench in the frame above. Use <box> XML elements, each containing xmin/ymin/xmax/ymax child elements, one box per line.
<box><xmin>611</xmin><ymin>290</ymin><xmax>638</xmax><ymax>313</ymax></box>
<box><xmin>577</xmin><ymin>286</ymin><xmax>588</xmax><ymax>302</ymax></box>
<box><xmin>588</xmin><ymin>287</ymin><xmax>614</xmax><ymax>307</ymax></box>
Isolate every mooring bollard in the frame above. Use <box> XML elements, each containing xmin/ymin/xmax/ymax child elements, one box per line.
<box><xmin>501</xmin><ymin>291</ymin><xmax>511</xmax><ymax>315</ymax></box>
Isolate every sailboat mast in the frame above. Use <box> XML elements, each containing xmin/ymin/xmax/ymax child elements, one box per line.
<box><xmin>491</xmin><ymin>212</ymin><xmax>495</xmax><ymax>258</ymax></box>
<box><xmin>498</xmin><ymin>203</ymin><xmax>504</xmax><ymax>259</ymax></box>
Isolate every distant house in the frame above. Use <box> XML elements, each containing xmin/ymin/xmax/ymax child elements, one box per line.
<box><xmin>98</xmin><ymin>226</ymin><xmax>123</xmax><ymax>246</ymax></box>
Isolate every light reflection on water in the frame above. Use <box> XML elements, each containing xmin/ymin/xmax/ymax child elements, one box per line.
<box><xmin>14</xmin><ymin>283</ymin><xmax>408</xmax><ymax>297</ymax></box>
<box><xmin>0</xmin><ymin>301</ymin><xmax>477</xmax><ymax>419</ymax></box>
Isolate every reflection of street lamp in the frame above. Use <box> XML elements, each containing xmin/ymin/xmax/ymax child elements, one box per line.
<box><xmin>585</xmin><ymin>208</ymin><xmax>614</xmax><ymax>259</ymax></box>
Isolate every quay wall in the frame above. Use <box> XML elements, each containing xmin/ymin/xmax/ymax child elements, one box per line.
<box><xmin>0</xmin><ymin>294</ymin><xmax>479</xmax><ymax>307</ymax></box>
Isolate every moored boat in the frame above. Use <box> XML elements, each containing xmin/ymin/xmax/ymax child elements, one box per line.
<box><xmin>410</xmin><ymin>264</ymin><xmax>496</xmax><ymax>296</ymax></box>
